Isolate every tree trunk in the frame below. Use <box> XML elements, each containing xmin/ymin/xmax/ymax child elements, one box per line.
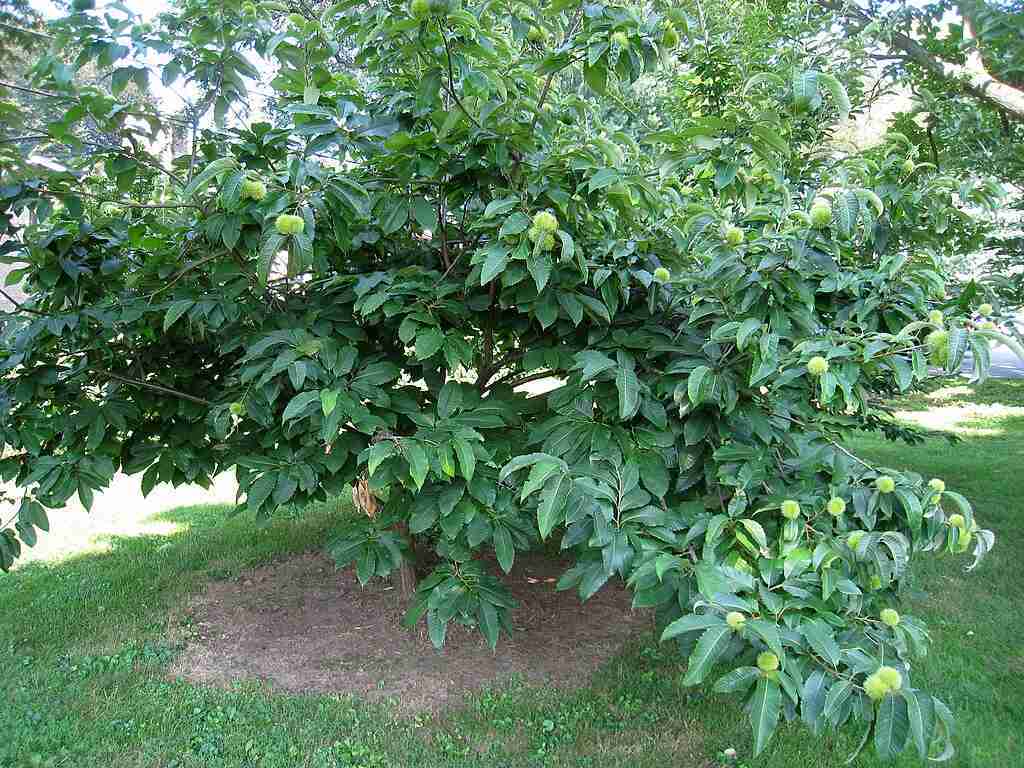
<box><xmin>394</xmin><ymin>521</ymin><xmax>417</xmax><ymax>601</ymax></box>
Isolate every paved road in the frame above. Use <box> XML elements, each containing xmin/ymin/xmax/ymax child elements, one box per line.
<box><xmin>961</xmin><ymin>315</ymin><xmax>1024</xmax><ymax>379</ymax></box>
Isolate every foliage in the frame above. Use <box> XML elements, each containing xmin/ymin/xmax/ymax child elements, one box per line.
<box><xmin>0</xmin><ymin>0</ymin><xmax>1013</xmax><ymax>760</ymax></box>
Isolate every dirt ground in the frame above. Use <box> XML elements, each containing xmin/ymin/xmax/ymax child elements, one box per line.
<box><xmin>172</xmin><ymin>552</ymin><xmax>650</xmax><ymax>711</ymax></box>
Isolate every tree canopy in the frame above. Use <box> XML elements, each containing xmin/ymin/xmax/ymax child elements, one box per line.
<box><xmin>0</xmin><ymin>0</ymin><xmax>1017</xmax><ymax>760</ymax></box>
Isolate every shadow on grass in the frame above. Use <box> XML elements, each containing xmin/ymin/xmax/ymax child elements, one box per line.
<box><xmin>1</xmin><ymin>397</ymin><xmax>1022</xmax><ymax>767</ymax></box>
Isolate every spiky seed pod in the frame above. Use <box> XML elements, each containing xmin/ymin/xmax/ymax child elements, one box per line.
<box><xmin>757</xmin><ymin>651</ymin><xmax>779</xmax><ymax>672</ymax></box>
<box><xmin>807</xmin><ymin>356</ymin><xmax>829</xmax><ymax>376</ymax></box>
<box><xmin>928</xmin><ymin>309</ymin><xmax>944</xmax><ymax>326</ymax></box>
<box><xmin>532</xmin><ymin>210</ymin><xmax>558</xmax><ymax>233</ymax></box>
<box><xmin>810</xmin><ymin>201</ymin><xmax>832</xmax><ymax>228</ymax></box>
<box><xmin>661</xmin><ymin>21</ymin><xmax>679</xmax><ymax>48</ymax></box>
<box><xmin>827</xmin><ymin>497</ymin><xmax>846</xmax><ymax>516</ymax></box>
<box><xmin>611</xmin><ymin>31</ymin><xmax>629</xmax><ymax>48</ymax></box>
<box><xmin>875</xmin><ymin>476</ymin><xmax>895</xmax><ymax>494</ymax></box>
<box><xmin>726</xmin><ymin>611</ymin><xmax>746</xmax><ymax>630</ymax></box>
<box><xmin>781</xmin><ymin>499</ymin><xmax>801</xmax><ymax>519</ymax></box>
<box><xmin>978</xmin><ymin>303</ymin><xmax>993</xmax><ymax>317</ymax></box>
<box><xmin>723</xmin><ymin>225</ymin><xmax>744</xmax><ymax>246</ymax></box>
<box><xmin>240</xmin><ymin>179</ymin><xmax>267</xmax><ymax>201</ymax></box>
<box><xmin>877</xmin><ymin>666</ymin><xmax>902</xmax><ymax>691</ymax></box>
<box><xmin>948</xmin><ymin>513</ymin><xmax>966</xmax><ymax>528</ymax></box>
<box><xmin>526</xmin><ymin>26</ymin><xmax>546</xmax><ymax>44</ymax></box>
<box><xmin>926</xmin><ymin>329</ymin><xmax>950</xmax><ymax>365</ymax></box>
<box><xmin>653</xmin><ymin>267</ymin><xmax>670</xmax><ymax>284</ymax></box>
<box><xmin>880</xmin><ymin>608</ymin><xmax>900</xmax><ymax>627</ymax></box>
<box><xmin>864</xmin><ymin>673</ymin><xmax>889</xmax><ymax>701</ymax></box>
<box><xmin>275</xmin><ymin>214</ymin><xmax>305</xmax><ymax>236</ymax></box>
<box><xmin>928</xmin><ymin>478</ymin><xmax>945</xmax><ymax>493</ymax></box>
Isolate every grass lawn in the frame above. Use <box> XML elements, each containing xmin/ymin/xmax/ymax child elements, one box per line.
<box><xmin>2</xmin><ymin>379</ymin><xmax>1022</xmax><ymax>768</ymax></box>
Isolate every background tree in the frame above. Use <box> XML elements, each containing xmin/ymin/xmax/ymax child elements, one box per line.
<box><xmin>0</xmin><ymin>0</ymin><xmax>1016</xmax><ymax>760</ymax></box>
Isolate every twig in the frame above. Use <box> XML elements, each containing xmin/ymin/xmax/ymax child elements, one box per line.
<box><xmin>95</xmin><ymin>368</ymin><xmax>212</xmax><ymax>405</ymax></box>
<box><xmin>437</xmin><ymin>22</ymin><xmax>483</xmax><ymax>131</ymax></box>
<box><xmin>0</xmin><ymin>288</ymin><xmax>44</xmax><ymax>315</ymax></box>
<box><xmin>0</xmin><ymin>134</ymin><xmax>50</xmax><ymax>145</ymax></box>
<box><xmin>47</xmin><ymin>188</ymin><xmax>202</xmax><ymax>210</ymax></box>
<box><xmin>144</xmin><ymin>253</ymin><xmax>222</xmax><ymax>299</ymax></box>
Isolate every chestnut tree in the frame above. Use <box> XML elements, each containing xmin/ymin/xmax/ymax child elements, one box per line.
<box><xmin>0</xmin><ymin>0</ymin><xmax>1017</xmax><ymax>760</ymax></box>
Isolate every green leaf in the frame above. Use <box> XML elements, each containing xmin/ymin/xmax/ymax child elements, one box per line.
<box><xmin>163</xmin><ymin>300</ymin><xmax>194</xmax><ymax>331</ymax></box>
<box><xmin>480</xmin><ymin>244</ymin><xmax>510</xmax><ymax>285</ymax></box>
<box><xmin>380</xmin><ymin>198</ymin><xmax>408</xmax><ymax>235</ymax></box>
<box><xmin>736</xmin><ymin>317</ymin><xmax>762</xmax><ymax>350</ymax></box>
<box><xmin>405</xmin><ymin>441</ymin><xmax>429</xmax><ymax>489</ymax></box>
<box><xmin>320</xmin><ymin>389</ymin><xmax>339</xmax><ymax>416</ymax></box>
<box><xmin>437</xmin><ymin>381</ymin><xmax>462</xmax><ymax>418</ymax></box>
<box><xmin>823</xmin><ymin>679</ymin><xmax>853</xmax><ymax>723</ymax></box>
<box><xmin>750</xmin><ymin>676</ymin><xmax>782</xmax><ymax>755</ymax></box>
<box><xmin>411</xmin><ymin>196</ymin><xmax>435</xmax><ymax>230</ymax></box>
<box><xmin>688</xmin><ymin>365</ymin><xmax>712</xmax><ymax>406</ymax></box>
<box><xmin>452</xmin><ymin>437</ymin><xmax>476</xmax><ymax>482</ymax></box>
<box><xmin>817</xmin><ymin>71</ymin><xmax>851</xmax><ymax>120</ymax></box>
<box><xmin>183</xmin><ymin>157</ymin><xmax>237</xmax><ymax>199</ymax></box>
<box><xmin>681</xmin><ymin>625</ymin><xmax>732</xmax><ymax>685</ymax></box>
<box><xmin>834</xmin><ymin>189</ymin><xmax>859</xmax><ymax>239</ymax></box>
<box><xmin>259</xmin><ymin>232</ymin><xmax>284</xmax><ymax>285</ymax></box>
<box><xmin>661</xmin><ymin>612</ymin><xmax>726</xmax><ymax>641</ymax></box>
<box><xmin>575</xmin><ymin>350</ymin><xmax>617</xmax><ymax>381</ymax></box>
<box><xmin>588</xmin><ymin>168</ymin><xmax>620</xmax><ymax>192</ymax></box>
<box><xmin>528</xmin><ymin>254</ymin><xmax>552</xmax><ymax>292</ymax></box>
<box><xmin>499</xmin><ymin>452</ymin><xmax>560</xmax><ymax>482</ymax></box>
<box><xmin>747</xmin><ymin>618</ymin><xmax>783</xmax><ymax>657</ymax></box>
<box><xmin>415</xmin><ymin>328</ymin><xmax>445</xmax><ymax>360</ymax></box>
<box><xmin>902</xmin><ymin>688</ymin><xmax>934</xmax><ymax>759</ymax></box>
<box><xmin>484</xmin><ymin>197</ymin><xmax>519</xmax><ymax>218</ymax></box>
<box><xmin>492</xmin><ymin>523</ymin><xmax>514</xmax><ymax>573</ymax></box>
<box><xmin>500</xmin><ymin>212</ymin><xmax>531</xmax><ymax>238</ymax></box>
<box><xmin>874</xmin><ymin>691</ymin><xmax>910</xmax><ymax>760</ymax></box>
<box><xmin>616</xmin><ymin>365</ymin><xmax>640</xmax><ymax>421</ymax></box>
<box><xmin>282</xmin><ymin>391</ymin><xmax>320</xmax><ymax>421</ymax></box>
<box><xmin>713</xmin><ymin>666</ymin><xmax>760</xmax><ymax>693</ymax></box>
<box><xmin>367</xmin><ymin>441</ymin><xmax>397</xmax><ymax>476</ymax></box>
<box><xmin>537</xmin><ymin>474</ymin><xmax>569</xmax><ymax>539</ymax></box>
<box><xmin>801</xmin><ymin>619</ymin><xmax>841</xmax><ymax>667</ymax></box>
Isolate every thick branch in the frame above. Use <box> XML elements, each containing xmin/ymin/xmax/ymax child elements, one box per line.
<box><xmin>816</xmin><ymin>0</ymin><xmax>1024</xmax><ymax>119</ymax></box>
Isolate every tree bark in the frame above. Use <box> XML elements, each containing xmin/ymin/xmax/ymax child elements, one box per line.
<box><xmin>394</xmin><ymin>522</ymin><xmax>417</xmax><ymax>601</ymax></box>
<box><xmin>816</xmin><ymin>0</ymin><xmax>1024</xmax><ymax>120</ymax></box>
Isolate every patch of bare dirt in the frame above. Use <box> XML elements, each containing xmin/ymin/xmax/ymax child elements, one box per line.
<box><xmin>171</xmin><ymin>552</ymin><xmax>650</xmax><ymax>711</ymax></box>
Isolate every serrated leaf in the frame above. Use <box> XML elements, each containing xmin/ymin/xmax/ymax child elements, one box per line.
<box><xmin>681</xmin><ymin>625</ymin><xmax>733</xmax><ymax>685</ymax></box>
<box><xmin>163</xmin><ymin>300</ymin><xmax>194</xmax><ymax>331</ymax></box>
<box><xmin>616</xmin><ymin>365</ymin><xmax>640</xmax><ymax>421</ymax></box>
<box><xmin>750</xmin><ymin>676</ymin><xmax>782</xmax><ymax>755</ymax></box>
<box><xmin>405</xmin><ymin>441</ymin><xmax>429</xmax><ymax>489</ymax></box>
<box><xmin>874</xmin><ymin>691</ymin><xmax>910</xmax><ymax>760</ymax></box>
<box><xmin>713</xmin><ymin>666</ymin><xmax>760</xmax><ymax>693</ymax></box>
<box><xmin>282</xmin><ymin>390</ymin><xmax>320</xmax><ymax>421</ymax></box>
<box><xmin>452</xmin><ymin>437</ymin><xmax>476</xmax><ymax>482</ymax></box>
<box><xmin>480</xmin><ymin>244</ymin><xmax>510</xmax><ymax>285</ymax></box>
<box><xmin>902</xmin><ymin>688</ymin><xmax>934</xmax><ymax>759</ymax></box>
<box><xmin>661</xmin><ymin>612</ymin><xmax>726</xmax><ymax>641</ymax></box>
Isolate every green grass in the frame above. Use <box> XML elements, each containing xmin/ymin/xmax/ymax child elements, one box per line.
<box><xmin>2</xmin><ymin>379</ymin><xmax>1023</xmax><ymax>768</ymax></box>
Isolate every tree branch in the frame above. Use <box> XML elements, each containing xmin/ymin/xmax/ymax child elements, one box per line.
<box><xmin>94</xmin><ymin>368</ymin><xmax>212</xmax><ymax>405</ymax></box>
<box><xmin>815</xmin><ymin>0</ymin><xmax>1024</xmax><ymax>120</ymax></box>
